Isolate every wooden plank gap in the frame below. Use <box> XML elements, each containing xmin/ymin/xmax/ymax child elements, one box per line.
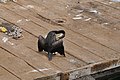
<box><xmin>0</xmin><ymin>46</ymin><xmax>46</xmax><ymax>76</ymax></box>
<box><xmin>0</xmin><ymin>47</ymin><xmax>19</xmax><ymax>58</ymax></box>
<box><xmin>1</xmin><ymin>4</ymin><xmax>48</xmax><ymax>30</ymax></box>
<box><xmin>94</xmin><ymin>0</ymin><xmax>120</xmax><ymax>10</ymax></box>
<box><xmin>66</xmin><ymin>38</ymin><xmax>106</xmax><ymax>60</ymax></box>
<box><xmin>0</xmin><ymin>65</ymin><xmax>22</xmax><ymax>80</ymax></box>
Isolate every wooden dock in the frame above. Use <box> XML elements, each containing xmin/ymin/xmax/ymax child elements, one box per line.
<box><xmin>0</xmin><ymin>0</ymin><xmax>120</xmax><ymax>80</ymax></box>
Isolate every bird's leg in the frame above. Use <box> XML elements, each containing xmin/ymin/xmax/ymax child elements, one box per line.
<box><xmin>48</xmin><ymin>52</ymin><xmax>52</xmax><ymax>61</ymax></box>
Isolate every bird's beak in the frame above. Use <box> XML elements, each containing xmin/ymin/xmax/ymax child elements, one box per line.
<box><xmin>56</xmin><ymin>33</ymin><xmax>63</xmax><ymax>40</ymax></box>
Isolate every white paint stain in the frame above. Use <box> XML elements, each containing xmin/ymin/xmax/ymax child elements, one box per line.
<box><xmin>27</xmin><ymin>68</ymin><xmax>51</xmax><ymax>73</ymax></box>
<box><xmin>101</xmin><ymin>23</ymin><xmax>109</xmax><ymax>26</ymax></box>
<box><xmin>25</xmin><ymin>19</ymin><xmax>30</xmax><ymax>22</ymax></box>
<box><xmin>103</xmin><ymin>23</ymin><xmax>109</xmax><ymax>25</ymax></box>
<box><xmin>0</xmin><ymin>0</ymin><xmax>17</xmax><ymax>3</ymax></box>
<box><xmin>17</xmin><ymin>19</ymin><xmax>30</xmax><ymax>23</ymax></box>
<box><xmin>89</xmin><ymin>9</ymin><xmax>101</xmax><ymax>15</ymax></box>
<box><xmin>79</xmin><ymin>29</ymin><xmax>82</xmax><ymax>31</ymax></box>
<box><xmin>68</xmin><ymin>13</ymin><xmax>71</xmax><ymax>15</ymax></box>
<box><xmin>69</xmin><ymin>59</ymin><xmax>76</xmax><ymax>63</ymax></box>
<box><xmin>77</xmin><ymin>10</ymin><xmax>84</xmax><ymax>13</ymax></box>
<box><xmin>19</xmin><ymin>6</ymin><xmax>27</xmax><ymax>10</ymax></box>
<box><xmin>12</xmin><ymin>0</ymin><xmax>17</xmax><ymax>2</ymax></box>
<box><xmin>0</xmin><ymin>0</ymin><xmax>8</xmax><ymax>3</ymax></box>
<box><xmin>72</xmin><ymin>17</ymin><xmax>83</xmax><ymax>20</ymax></box>
<box><xmin>75</xmin><ymin>14</ymin><xmax>82</xmax><ymax>17</ymax></box>
<box><xmin>89</xmin><ymin>9</ymin><xmax>98</xmax><ymax>14</ymax></box>
<box><xmin>25</xmin><ymin>5</ymin><xmax>34</xmax><ymax>9</ymax></box>
<box><xmin>109</xmin><ymin>2</ymin><xmax>113</xmax><ymax>4</ymax></box>
<box><xmin>38</xmin><ymin>68</ymin><xmax>50</xmax><ymax>71</ymax></box>
<box><xmin>8</xmin><ymin>41</ymin><xmax>14</xmax><ymax>45</ymax></box>
<box><xmin>17</xmin><ymin>19</ymin><xmax>22</xmax><ymax>23</ymax></box>
<box><xmin>66</xmin><ymin>5</ymin><xmax>69</xmax><ymax>8</ymax></box>
<box><xmin>2</xmin><ymin>37</ymin><xmax>14</xmax><ymax>45</ymax></box>
<box><xmin>84</xmin><ymin>18</ymin><xmax>92</xmax><ymax>21</ymax></box>
<box><xmin>2</xmin><ymin>37</ymin><xmax>8</xmax><ymax>43</ymax></box>
<box><xmin>30</xmin><ymin>70</ymin><xmax>38</xmax><ymax>73</ymax></box>
<box><xmin>113</xmin><ymin>28</ymin><xmax>117</xmax><ymax>30</ymax></box>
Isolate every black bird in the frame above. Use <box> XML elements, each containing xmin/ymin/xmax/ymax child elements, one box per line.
<box><xmin>38</xmin><ymin>30</ymin><xmax>65</xmax><ymax>60</ymax></box>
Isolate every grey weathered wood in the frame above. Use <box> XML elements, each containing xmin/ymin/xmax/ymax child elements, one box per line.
<box><xmin>0</xmin><ymin>66</ymin><xmax>20</xmax><ymax>80</ymax></box>
<box><xmin>0</xmin><ymin>3</ymin><xmax>104</xmax><ymax>64</ymax></box>
<box><xmin>0</xmin><ymin>0</ymin><xmax>120</xmax><ymax>79</ymax></box>
<box><xmin>6</xmin><ymin>0</ymin><xmax>120</xmax><ymax>60</ymax></box>
<box><xmin>0</xmin><ymin>48</ymin><xmax>45</xmax><ymax>80</ymax></box>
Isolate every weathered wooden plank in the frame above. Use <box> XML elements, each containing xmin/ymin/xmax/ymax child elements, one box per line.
<box><xmin>0</xmin><ymin>48</ymin><xmax>45</xmax><ymax>80</ymax></box>
<box><xmin>80</xmin><ymin>1</ymin><xmax>120</xmax><ymax>31</ymax></box>
<box><xmin>68</xmin><ymin>1</ymin><xmax>120</xmax><ymax>30</ymax></box>
<box><xmin>0</xmin><ymin>9</ymin><xmax>88</xmax><ymax>76</ymax></box>
<box><xmin>68</xmin><ymin>19</ymin><xmax>120</xmax><ymax>52</ymax></box>
<box><xmin>0</xmin><ymin>8</ymin><xmax>87</xmax><ymax>72</ymax></box>
<box><xmin>15</xmin><ymin>0</ymin><xmax>63</xmax><ymax>19</ymax></box>
<box><xmin>1</xmin><ymin>1</ymin><xmax>119</xmax><ymax>61</ymax></box>
<box><xmin>30</xmin><ymin>0</ymin><xmax>69</xmax><ymax>17</ymax></box>
<box><xmin>0</xmin><ymin>1</ymin><xmax>119</xmax><ymax>80</ymax></box>
<box><xmin>9</xmin><ymin>0</ymin><xmax>120</xmax><ymax>79</ymax></box>
<box><xmin>62</xmin><ymin>58</ymin><xmax>120</xmax><ymax>80</ymax></box>
<box><xmin>25</xmin><ymin>0</ymin><xmax>120</xmax><ymax>54</ymax></box>
<box><xmin>95</xmin><ymin>0</ymin><xmax>120</xmax><ymax>10</ymax></box>
<box><xmin>0</xmin><ymin>33</ymin><xmax>64</xmax><ymax>79</ymax></box>
<box><xmin>94</xmin><ymin>1</ymin><xmax>120</xmax><ymax>19</ymax></box>
<box><xmin>3</xmin><ymin>0</ymin><xmax>120</xmax><ymax>32</ymax></box>
<box><xmin>29</xmin><ymin>0</ymin><xmax>120</xmax><ymax>34</ymax></box>
<box><xmin>76</xmin><ymin>1</ymin><xmax>120</xmax><ymax>19</ymax></box>
<box><xmin>64</xmin><ymin>40</ymin><xmax>104</xmax><ymax>64</ymax></box>
<box><xmin>0</xmin><ymin>4</ymin><xmax>104</xmax><ymax>64</ymax></box>
<box><xmin>0</xmin><ymin>66</ymin><xmax>20</xmax><ymax>80</ymax></box>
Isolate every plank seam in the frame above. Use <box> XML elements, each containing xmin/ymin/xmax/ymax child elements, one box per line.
<box><xmin>0</xmin><ymin>65</ymin><xmax>22</xmax><ymax>80</ymax></box>
<box><xmin>0</xmin><ymin>1</ymin><xmax>120</xmax><ymax>63</ymax></box>
<box><xmin>1</xmin><ymin>5</ymin><xmax>119</xmax><ymax>60</ymax></box>
<box><xmin>0</xmin><ymin>47</ymin><xmax>46</xmax><ymax>75</ymax></box>
<box><xmin>94</xmin><ymin>0</ymin><xmax>120</xmax><ymax>10</ymax></box>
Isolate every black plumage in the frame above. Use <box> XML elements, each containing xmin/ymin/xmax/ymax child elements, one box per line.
<box><xmin>38</xmin><ymin>30</ymin><xmax>65</xmax><ymax>60</ymax></box>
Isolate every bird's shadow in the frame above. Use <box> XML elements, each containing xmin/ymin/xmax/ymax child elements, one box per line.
<box><xmin>27</xmin><ymin>46</ymin><xmax>61</xmax><ymax>59</ymax></box>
